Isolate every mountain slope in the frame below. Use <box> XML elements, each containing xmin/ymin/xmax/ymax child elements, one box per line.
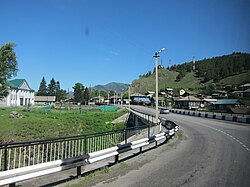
<box><xmin>93</xmin><ymin>82</ymin><xmax>129</xmax><ymax>92</ymax></box>
<box><xmin>130</xmin><ymin>53</ymin><xmax>250</xmax><ymax>94</ymax></box>
<box><xmin>131</xmin><ymin>70</ymin><xmax>201</xmax><ymax>94</ymax></box>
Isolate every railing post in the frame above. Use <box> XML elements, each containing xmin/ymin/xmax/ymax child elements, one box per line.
<box><xmin>77</xmin><ymin>166</ymin><xmax>81</xmax><ymax>177</ymax></box>
<box><xmin>115</xmin><ymin>155</ymin><xmax>119</xmax><ymax>164</ymax></box>
<box><xmin>9</xmin><ymin>183</ymin><xmax>16</xmax><ymax>187</ymax></box>
<box><xmin>84</xmin><ymin>135</ymin><xmax>88</xmax><ymax>154</ymax></box>
<box><xmin>148</xmin><ymin>125</ymin><xmax>150</xmax><ymax>137</ymax></box>
<box><xmin>4</xmin><ymin>145</ymin><xmax>8</xmax><ymax>171</ymax></box>
<box><xmin>124</xmin><ymin>129</ymin><xmax>127</xmax><ymax>144</ymax></box>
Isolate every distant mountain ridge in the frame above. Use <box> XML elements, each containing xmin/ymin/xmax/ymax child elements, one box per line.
<box><xmin>93</xmin><ymin>82</ymin><xmax>129</xmax><ymax>92</ymax></box>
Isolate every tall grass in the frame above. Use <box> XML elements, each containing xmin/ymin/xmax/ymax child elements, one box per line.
<box><xmin>0</xmin><ymin>107</ymin><xmax>127</xmax><ymax>143</ymax></box>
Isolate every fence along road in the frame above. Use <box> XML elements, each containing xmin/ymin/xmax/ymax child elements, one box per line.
<box><xmin>96</xmin><ymin>106</ymin><xmax>250</xmax><ymax>187</ymax></box>
<box><xmin>0</xmin><ymin>107</ymin><xmax>179</xmax><ymax>186</ymax></box>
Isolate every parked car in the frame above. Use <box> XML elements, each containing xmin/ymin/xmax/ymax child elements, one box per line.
<box><xmin>160</xmin><ymin>108</ymin><xmax>170</xmax><ymax>114</ymax></box>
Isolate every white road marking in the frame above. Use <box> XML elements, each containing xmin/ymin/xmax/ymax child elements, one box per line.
<box><xmin>200</xmin><ymin>124</ymin><xmax>250</xmax><ymax>154</ymax></box>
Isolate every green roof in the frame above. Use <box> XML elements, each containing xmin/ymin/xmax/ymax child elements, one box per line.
<box><xmin>7</xmin><ymin>79</ymin><xmax>34</xmax><ymax>91</ymax></box>
<box><xmin>214</xmin><ymin>99</ymin><xmax>238</xmax><ymax>105</ymax></box>
<box><xmin>7</xmin><ymin>79</ymin><xmax>25</xmax><ymax>89</ymax></box>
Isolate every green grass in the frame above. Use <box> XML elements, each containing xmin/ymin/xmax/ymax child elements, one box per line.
<box><xmin>131</xmin><ymin>69</ymin><xmax>250</xmax><ymax>95</ymax></box>
<box><xmin>218</xmin><ymin>70</ymin><xmax>250</xmax><ymax>85</ymax></box>
<box><xmin>0</xmin><ymin>107</ymin><xmax>127</xmax><ymax>143</ymax></box>
<box><xmin>175</xmin><ymin>130</ymin><xmax>184</xmax><ymax>138</ymax></box>
<box><xmin>131</xmin><ymin>69</ymin><xmax>203</xmax><ymax>94</ymax></box>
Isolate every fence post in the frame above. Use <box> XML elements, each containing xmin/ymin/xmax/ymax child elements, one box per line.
<box><xmin>77</xmin><ymin>166</ymin><xmax>81</xmax><ymax>177</ymax></box>
<box><xmin>9</xmin><ymin>183</ymin><xmax>16</xmax><ymax>187</ymax></box>
<box><xmin>115</xmin><ymin>155</ymin><xmax>119</xmax><ymax>164</ymax></box>
<box><xmin>84</xmin><ymin>135</ymin><xmax>88</xmax><ymax>154</ymax></box>
<box><xmin>148</xmin><ymin>125</ymin><xmax>150</xmax><ymax>137</ymax></box>
<box><xmin>4</xmin><ymin>145</ymin><xmax>7</xmax><ymax>171</ymax></box>
<box><xmin>124</xmin><ymin>129</ymin><xmax>128</xmax><ymax>144</ymax></box>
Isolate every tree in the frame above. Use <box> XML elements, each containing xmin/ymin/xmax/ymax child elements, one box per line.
<box><xmin>56</xmin><ymin>89</ymin><xmax>67</xmax><ymax>102</ymax></box>
<box><xmin>83</xmin><ymin>87</ymin><xmax>90</xmax><ymax>105</ymax></box>
<box><xmin>73</xmin><ymin>83</ymin><xmax>84</xmax><ymax>103</ymax></box>
<box><xmin>48</xmin><ymin>78</ymin><xmax>56</xmax><ymax>96</ymax></box>
<box><xmin>0</xmin><ymin>43</ymin><xmax>18</xmax><ymax>99</ymax></box>
<box><xmin>176</xmin><ymin>70</ymin><xmax>186</xmax><ymax>81</ymax></box>
<box><xmin>37</xmin><ymin>77</ymin><xmax>48</xmax><ymax>96</ymax></box>
<box><xmin>200</xmin><ymin>84</ymin><xmax>215</xmax><ymax>96</ymax></box>
<box><xmin>54</xmin><ymin>81</ymin><xmax>66</xmax><ymax>102</ymax></box>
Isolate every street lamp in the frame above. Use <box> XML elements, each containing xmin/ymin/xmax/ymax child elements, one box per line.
<box><xmin>153</xmin><ymin>48</ymin><xmax>165</xmax><ymax>132</ymax></box>
<box><xmin>128</xmin><ymin>85</ymin><xmax>131</xmax><ymax>111</ymax></box>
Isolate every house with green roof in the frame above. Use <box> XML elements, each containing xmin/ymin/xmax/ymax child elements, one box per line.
<box><xmin>0</xmin><ymin>79</ymin><xmax>34</xmax><ymax>106</ymax></box>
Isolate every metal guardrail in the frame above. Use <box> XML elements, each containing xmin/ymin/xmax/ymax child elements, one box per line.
<box><xmin>0</xmin><ymin>108</ymin><xmax>178</xmax><ymax>186</ymax></box>
<box><xmin>170</xmin><ymin>109</ymin><xmax>250</xmax><ymax>124</ymax></box>
<box><xmin>0</xmin><ymin>109</ymin><xmax>158</xmax><ymax>172</ymax></box>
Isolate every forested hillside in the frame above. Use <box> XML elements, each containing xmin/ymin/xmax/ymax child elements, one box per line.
<box><xmin>172</xmin><ymin>52</ymin><xmax>250</xmax><ymax>82</ymax></box>
<box><xmin>131</xmin><ymin>53</ymin><xmax>250</xmax><ymax>94</ymax></box>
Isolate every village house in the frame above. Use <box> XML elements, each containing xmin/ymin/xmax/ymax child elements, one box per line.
<box><xmin>165</xmin><ymin>88</ymin><xmax>173</xmax><ymax>98</ymax></box>
<box><xmin>174</xmin><ymin>96</ymin><xmax>202</xmax><ymax>110</ymax></box>
<box><xmin>34</xmin><ymin>96</ymin><xmax>56</xmax><ymax>105</ymax></box>
<box><xmin>239</xmin><ymin>83</ymin><xmax>250</xmax><ymax>91</ymax></box>
<box><xmin>109</xmin><ymin>95</ymin><xmax>121</xmax><ymax>104</ymax></box>
<box><xmin>89</xmin><ymin>96</ymin><xmax>105</xmax><ymax>104</ymax></box>
<box><xmin>0</xmin><ymin>79</ymin><xmax>35</xmax><ymax>107</ymax></box>
<box><xmin>211</xmin><ymin>99</ymin><xmax>239</xmax><ymax>111</ymax></box>
<box><xmin>131</xmin><ymin>93</ymin><xmax>151</xmax><ymax>105</ymax></box>
<box><xmin>232</xmin><ymin>83</ymin><xmax>250</xmax><ymax>98</ymax></box>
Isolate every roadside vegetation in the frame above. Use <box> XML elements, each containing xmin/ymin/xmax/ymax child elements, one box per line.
<box><xmin>0</xmin><ymin>107</ymin><xmax>127</xmax><ymax>143</ymax></box>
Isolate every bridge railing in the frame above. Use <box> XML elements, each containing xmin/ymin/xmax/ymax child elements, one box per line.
<box><xmin>0</xmin><ymin>108</ymin><xmax>179</xmax><ymax>186</ymax></box>
<box><xmin>0</xmin><ymin>119</ymin><xmax>158</xmax><ymax>172</ymax></box>
<box><xmin>170</xmin><ymin>108</ymin><xmax>250</xmax><ymax>124</ymax></box>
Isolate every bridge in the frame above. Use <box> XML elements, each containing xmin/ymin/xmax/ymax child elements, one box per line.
<box><xmin>0</xmin><ymin>106</ymin><xmax>178</xmax><ymax>186</ymax></box>
<box><xmin>100</xmin><ymin>106</ymin><xmax>250</xmax><ymax>187</ymax></box>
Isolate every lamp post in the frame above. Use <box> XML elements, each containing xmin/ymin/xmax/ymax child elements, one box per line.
<box><xmin>129</xmin><ymin>86</ymin><xmax>131</xmax><ymax>111</ymax></box>
<box><xmin>153</xmin><ymin>48</ymin><xmax>165</xmax><ymax>132</ymax></box>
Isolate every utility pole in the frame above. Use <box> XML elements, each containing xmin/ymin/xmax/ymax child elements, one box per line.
<box><xmin>192</xmin><ymin>56</ymin><xmax>196</xmax><ymax>72</ymax></box>
<box><xmin>129</xmin><ymin>86</ymin><xmax>131</xmax><ymax>111</ymax></box>
<box><xmin>120</xmin><ymin>92</ymin><xmax>123</xmax><ymax>106</ymax></box>
<box><xmin>108</xmin><ymin>92</ymin><xmax>110</xmax><ymax>105</ymax></box>
<box><xmin>153</xmin><ymin>48</ymin><xmax>165</xmax><ymax>132</ymax></box>
<box><xmin>99</xmin><ymin>91</ymin><xmax>100</xmax><ymax>103</ymax></box>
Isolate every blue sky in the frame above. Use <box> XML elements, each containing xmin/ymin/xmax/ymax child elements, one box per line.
<box><xmin>1</xmin><ymin>0</ymin><xmax>250</xmax><ymax>91</ymax></box>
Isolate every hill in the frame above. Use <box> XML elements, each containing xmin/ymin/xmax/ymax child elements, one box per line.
<box><xmin>93</xmin><ymin>82</ymin><xmax>129</xmax><ymax>92</ymax></box>
<box><xmin>131</xmin><ymin>69</ymin><xmax>201</xmax><ymax>94</ymax></box>
<box><xmin>130</xmin><ymin>52</ymin><xmax>250</xmax><ymax>94</ymax></box>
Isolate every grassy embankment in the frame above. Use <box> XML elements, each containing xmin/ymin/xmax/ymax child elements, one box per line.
<box><xmin>0</xmin><ymin>107</ymin><xmax>127</xmax><ymax>143</ymax></box>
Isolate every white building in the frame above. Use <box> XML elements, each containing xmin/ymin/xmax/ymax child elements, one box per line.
<box><xmin>0</xmin><ymin>79</ymin><xmax>35</xmax><ymax>106</ymax></box>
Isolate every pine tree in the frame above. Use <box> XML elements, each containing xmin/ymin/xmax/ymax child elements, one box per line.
<box><xmin>55</xmin><ymin>81</ymin><xmax>62</xmax><ymax>101</ymax></box>
<box><xmin>83</xmin><ymin>87</ymin><xmax>90</xmax><ymax>105</ymax></box>
<box><xmin>48</xmin><ymin>78</ymin><xmax>56</xmax><ymax>96</ymax></box>
<box><xmin>37</xmin><ymin>77</ymin><xmax>47</xmax><ymax>96</ymax></box>
<box><xmin>73</xmin><ymin>83</ymin><xmax>84</xmax><ymax>103</ymax></box>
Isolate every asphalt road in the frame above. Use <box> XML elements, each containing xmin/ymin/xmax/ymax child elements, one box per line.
<box><xmin>96</xmin><ymin>106</ymin><xmax>250</xmax><ymax>187</ymax></box>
